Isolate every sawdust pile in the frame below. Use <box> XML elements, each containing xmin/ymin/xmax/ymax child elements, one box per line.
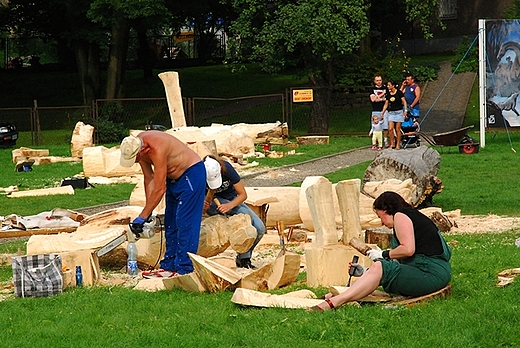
<box><xmin>448</xmin><ymin>215</ymin><xmax>520</xmax><ymax>234</ymax></box>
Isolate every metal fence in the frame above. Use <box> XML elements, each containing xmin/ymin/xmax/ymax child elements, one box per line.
<box><xmin>0</xmin><ymin>89</ymin><xmax>370</xmax><ymax>146</ymax></box>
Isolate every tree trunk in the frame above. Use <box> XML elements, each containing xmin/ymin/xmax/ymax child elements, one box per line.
<box><xmin>73</xmin><ymin>40</ymin><xmax>100</xmax><ymax>105</ymax></box>
<box><xmin>105</xmin><ymin>17</ymin><xmax>130</xmax><ymax>99</ymax></box>
<box><xmin>306</xmin><ymin>53</ymin><xmax>334</xmax><ymax>134</ymax></box>
<box><xmin>362</xmin><ymin>147</ymin><xmax>442</xmax><ymax>207</ymax></box>
<box><xmin>134</xmin><ymin>20</ymin><xmax>155</xmax><ymax>79</ymax></box>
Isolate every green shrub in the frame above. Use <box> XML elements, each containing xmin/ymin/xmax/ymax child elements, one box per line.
<box><xmin>96</xmin><ymin>115</ymin><xmax>128</xmax><ymax>144</ymax></box>
<box><xmin>452</xmin><ymin>36</ymin><xmax>478</xmax><ymax>73</ymax></box>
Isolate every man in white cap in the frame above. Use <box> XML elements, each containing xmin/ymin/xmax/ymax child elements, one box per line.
<box><xmin>120</xmin><ymin>130</ymin><xmax>206</xmax><ymax>277</ymax></box>
<box><xmin>203</xmin><ymin>155</ymin><xmax>265</xmax><ymax>269</ymax></box>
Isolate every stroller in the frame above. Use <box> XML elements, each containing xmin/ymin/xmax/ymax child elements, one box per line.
<box><xmin>400</xmin><ymin>117</ymin><xmax>421</xmax><ymax>148</ymax></box>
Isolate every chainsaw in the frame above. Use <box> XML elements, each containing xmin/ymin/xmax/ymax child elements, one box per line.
<box><xmin>96</xmin><ymin>216</ymin><xmax>157</xmax><ymax>257</ymax></box>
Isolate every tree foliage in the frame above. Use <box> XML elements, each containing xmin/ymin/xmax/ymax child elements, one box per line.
<box><xmin>229</xmin><ymin>0</ymin><xmax>442</xmax><ymax>133</ymax></box>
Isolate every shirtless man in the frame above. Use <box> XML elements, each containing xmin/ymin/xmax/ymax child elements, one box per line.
<box><xmin>120</xmin><ymin>131</ymin><xmax>206</xmax><ymax>277</ymax></box>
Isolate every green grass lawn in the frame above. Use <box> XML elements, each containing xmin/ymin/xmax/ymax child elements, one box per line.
<box><xmin>0</xmin><ymin>231</ymin><xmax>519</xmax><ymax>347</ymax></box>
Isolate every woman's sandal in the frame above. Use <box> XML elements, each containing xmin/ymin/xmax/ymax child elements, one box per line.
<box><xmin>307</xmin><ymin>299</ymin><xmax>335</xmax><ymax>312</ymax></box>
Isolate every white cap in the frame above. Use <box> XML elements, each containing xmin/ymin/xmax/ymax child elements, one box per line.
<box><xmin>120</xmin><ymin>136</ymin><xmax>142</xmax><ymax>167</ymax></box>
<box><xmin>204</xmin><ymin>157</ymin><xmax>222</xmax><ymax>189</ymax></box>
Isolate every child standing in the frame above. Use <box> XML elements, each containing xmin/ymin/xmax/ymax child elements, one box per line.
<box><xmin>369</xmin><ymin>115</ymin><xmax>383</xmax><ymax>150</ymax></box>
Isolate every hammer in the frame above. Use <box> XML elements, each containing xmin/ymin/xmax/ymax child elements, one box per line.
<box><xmin>213</xmin><ymin>198</ymin><xmax>229</xmax><ymax>219</ymax></box>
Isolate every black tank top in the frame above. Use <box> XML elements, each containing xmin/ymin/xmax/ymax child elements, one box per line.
<box><xmin>395</xmin><ymin>208</ymin><xmax>443</xmax><ymax>256</ymax></box>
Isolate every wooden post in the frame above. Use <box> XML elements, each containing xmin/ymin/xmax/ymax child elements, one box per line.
<box><xmin>304</xmin><ymin>177</ymin><xmax>338</xmax><ymax>246</ymax></box>
<box><xmin>158</xmin><ymin>71</ymin><xmax>186</xmax><ymax>128</ymax></box>
<box><xmin>335</xmin><ymin>179</ymin><xmax>362</xmax><ymax>245</ymax></box>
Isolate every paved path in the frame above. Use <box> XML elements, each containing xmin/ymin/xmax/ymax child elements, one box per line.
<box><xmin>241</xmin><ymin>147</ymin><xmax>378</xmax><ymax>187</ymax></box>
<box><xmin>419</xmin><ymin>61</ymin><xmax>476</xmax><ymax>134</ymax></box>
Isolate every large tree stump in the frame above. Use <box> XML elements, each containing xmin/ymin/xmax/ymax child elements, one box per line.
<box><xmin>363</xmin><ymin>147</ymin><xmax>442</xmax><ymax>207</ymax></box>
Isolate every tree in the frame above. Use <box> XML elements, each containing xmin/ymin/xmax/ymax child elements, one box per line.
<box><xmin>164</xmin><ymin>0</ymin><xmax>236</xmax><ymax>63</ymax></box>
<box><xmin>87</xmin><ymin>0</ymin><xmax>168</xmax><ymax>99</ymax></box>
<box><xmin>230</xmin><ymin>0</ymin><xmax>442</xmax><ymax>133</ymax></box>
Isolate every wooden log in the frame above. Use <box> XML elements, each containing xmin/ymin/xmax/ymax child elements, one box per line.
<box><xmin>12</xmin><ymin>147</ymin><xmax>50</xmax><ymax>163</ymax></box>
<box><xmin>231</xmin><ymin>287</ymin><xmax>324</xmax><ymax>309</ymax></box>
<box><xmin>8</xmin><ymin>185</ymin><xmax>75</xmax><ymax>198</ymax></box>
<box><xmin>188</xmin><ymin>252</ymin><xmax>242</xmax><ymax>293</ymax></box>
<box><xmin>335</xmin><ymin>179</ymin><xmax>362</xmax><ymax>244</ymax></box>
<box><xmin>245</xmin><ymin>187</ymin><xmax>301</xmax><ymax>227</ymax></box>
<box><xmin>304</xmin><ymin>177</ymin><xmax>338</xmax><ymax>246</ymax></box>
<box><xmin>59</xmin><ymin>249</ymin><xmax>101</xmax><ymax>286</ymax></box>
<box><xmin>365</xmin><ymin>228</ymin><xmax>394</xmax><ymax>249</ymax></box>
<box><xmin>296</xmin><ymin>136</ymin><xmax>329</xmax><ymax>145</ymax></box>
<box><xmin>363</xmin><ymin>147</ymin><xmax>442</xmax><ymax>207</ymax></box>
<box><xmin>349</xmin><ymin>237</ymin><xmax>373</xmax><ymax>256</ymax></box>
<box><xmin>158</xmin><ymin>71</ymin><xmax>185</xmax><ymax>127</ymax></box>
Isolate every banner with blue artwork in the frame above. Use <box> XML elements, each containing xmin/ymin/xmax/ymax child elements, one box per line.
<box><xmin>486</xmin><ymin>19</ymin><xmax>520</xmax><ymax>127</ymax></box>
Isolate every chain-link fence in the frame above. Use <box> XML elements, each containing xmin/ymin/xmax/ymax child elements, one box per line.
<box><xmin>0</xmin><ymin>89</ymin><xmax>371</xmax><ymax>146</ymax></box>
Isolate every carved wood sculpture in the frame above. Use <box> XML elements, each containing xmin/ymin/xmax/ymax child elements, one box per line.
<box><xmin>363</xmin><ymin>146</ymin><xmax>442</xmax><ymax>207</ymax></box>
<box><xmin>304</xmin><ymin>176</ymin><xmax>369</xmax><ymax>287</ymax></box>
<box><xmin>70</xmin><ymin>121</ymin><xmax>94</xmax><ymax>158</ymax></box>
<box><xmin>198</xmin><ymin>214</ymin><xmax>256</xmax><ymax>258</ymax></box>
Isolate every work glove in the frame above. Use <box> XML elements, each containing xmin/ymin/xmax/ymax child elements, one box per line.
<box><xmin>349</xmin><ymin>263</ymin><xmax>365</xmax><ymax>277</ymax></box>
<box><xmin>367</xmin><ymin>249</ymin><xmax>384</xmax><ymax>261</ymax></box>
<box><xmin>129</xmin><ymin>216</ymin><xmax>147</xmax><ymax>236</ymax></box>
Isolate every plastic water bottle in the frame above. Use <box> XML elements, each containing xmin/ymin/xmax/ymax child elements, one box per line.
<box><xmin>75</xmin><ymin>266</ymin><xmax>83</xmax><ymax>286</ymax></box>
<box><xmin>127</xmin><ymin>241</ymin><xmax>138</xmax><ymax>276</ymax></box>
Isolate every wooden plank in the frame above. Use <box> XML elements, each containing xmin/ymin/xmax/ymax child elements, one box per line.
<box><xmin>8</xmin><ymin>185</ymin><xmax>75</xmax><ymax>198</ymax></box>
<box><xmin>0</xmin><ymin>227</ymin><xmax>77</xmax><ymax>239</ymax></box>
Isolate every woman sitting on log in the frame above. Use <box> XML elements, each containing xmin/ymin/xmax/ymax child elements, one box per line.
<box><xmin>309</xmin><ymin>191</ymin><xmax>451</xmax><ymax>311</ymax></box>
<box><xmin>203</xmin><ymin>155</ymin><xmax>266</xmax><ymax>269</ymax></box>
